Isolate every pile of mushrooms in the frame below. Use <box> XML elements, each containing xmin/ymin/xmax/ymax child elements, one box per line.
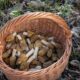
<box><xmin>2</xmin><ymin>31</ymin><xmax>63</xmax><ymax>71</ymax></box>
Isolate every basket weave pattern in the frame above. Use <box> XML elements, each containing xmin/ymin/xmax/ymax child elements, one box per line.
<box><xmin>0</xmin><ymin>12</ymin><xmax>72</xmax><ymax>80</ymax></box>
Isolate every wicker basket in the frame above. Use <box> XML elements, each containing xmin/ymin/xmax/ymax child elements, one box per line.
<box><xmin>0</xmin><ymin>12</ymin><xmax>72</xmax><ymax>80</ymax></box>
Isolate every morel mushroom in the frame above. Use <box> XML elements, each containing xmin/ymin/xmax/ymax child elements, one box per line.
<box><xmin>6</xmin><ymin>32</ymin><xmax>17</xmax><ymax>42</ymax></box>
<box><xmin>10</xmin><ymin>49</ymin><xmax>17</xmax><ymax>68</ymax></box>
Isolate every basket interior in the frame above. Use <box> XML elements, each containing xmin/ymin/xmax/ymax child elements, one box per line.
<box><xmin>0</xmin><ymin>18</ymin><xmax>67</xmax><ymax>70</ymax></box>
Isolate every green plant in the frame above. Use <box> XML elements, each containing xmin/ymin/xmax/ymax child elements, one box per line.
<box><xmin>54</xmin><ymin>2</ymin><xmax>73</xmax><ymax>17</ymax></box>
<box><xmin>0</xmin><ymin>0</ymin><xmax>11</xmax><ymax>10</ymax></box>
<box><xmin>10</xmin><ymin>10</ymin><xmax>22</xmax><ymax>17</ymax></box>
<box><xmin>0</xmin><ymin>10</ymin><xmax>5</xmax><ymax>16</ymax></box>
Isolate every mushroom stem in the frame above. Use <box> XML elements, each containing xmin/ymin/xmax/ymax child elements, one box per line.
<box><xmin>25</xmin><ymin>46</ymin><xmax>29</xmax><ymax>52</ymax></box>
<box><xmin>27</xmin><ymin>38</ymin><xmax>31</xmax><ymax>45</ymax></box>
<box><xmin>16</xmin><ymin>51</ymin><xmax>21</xmax><ymax>57</ymax></box>
<box><xmin>27</xmin><ymin>47</ymin><xmax>39</xmax><ymax>63</ymax></box>
<box><xmin>27</xmin><ymin>56</ymin><xmax>35</xmax><ymax>63</ymax></box>
<box><xmin>41</xmin><ymin>40</ymin><xmax>49</xmax><ymax>45</ymax></box>
<box><xmin>34</xmin><ymin>47</ymin><xmax>39</xmax><ymax>57</ymax></box>
<box><xmin>23</xmin><ymin>32</ymin><xmax>28</xmax><ymax>36</ymax></box>
<box><xmin>41</xmin><ymin>39</ymin><xmax>53</xmax><ymax>49</ymax></box>
<box><xmin>48</xmin><ymin>37</ymin><xmax>54</xmax><ymax>41</ymax></box>
<box><xmin>13</xmin><ymin>32</ymin><xmax>17</xmax><ymax>36</ymax></box>
<box><xmin>17</xmin><ymin>34</ymin><xmax>22</xmax><ymax>40</ymax></box>
<box><xmin>51</xmin><ymin>41</ymin><xmax>60</xmax><ymax>48</ymax></box>
<box><xmin>26</xmin><ymin>48</ymin><xmax>34</xmax><ymax>58</ymax></box>
<box><xmin>12</xmin><ymin>49</ymin><xmax>17</xmax><ymax>57</ymax></box>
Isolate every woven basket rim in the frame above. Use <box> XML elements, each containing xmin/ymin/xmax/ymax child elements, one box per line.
<box><xmin>0</xmin><ymin>12</ymin><xmax>72</xmax><ymax>38</ymax></box>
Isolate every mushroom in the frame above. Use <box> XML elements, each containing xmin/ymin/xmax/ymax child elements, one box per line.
<box><xmin>16</xmin><ymin>53</ymin><xmax>27</xmax><ymax>65</ymax></box>
<box><xmin>43</xmin><ymin>61</ymin><xmax>52</xmax><ymax>68</ymax></box>
<box><xmin>6</xmin><ymin>43</ymin><xmax>12</xmax><ymax>49</ymax></box>
<box><xmin>31</xmin><ymin>59</ymin><xmax>39</xmax><ymax>65</ymax></box>
<box><xmin>34</xmin><ymin>40</ymin><xmax>43</xmax><ymax>49</ymax></box>
<box><xmin>37</xmin><ymin>35</ymin><xmax>46</xmax><ymax>40</ymax></box>
<box><xmin>10</xmin><ymin>49</ymin><xmax>17</xmax><ymax>68</ymax></box>
<box><xmin>27</xmin><ymin>47</ymin><xmax>39</xmax><ymax>63</ymax></box>
<box><xmin>27</xmin><ymin>38</ymin><xmax>31</xmax><ymax>45</ymax></box>
<box><xmin>35</xmin><ymin>65</ymin><xmax>42</xmax><ymax>70</ymax></box>
<box><xmin>3</xmin><ymin>49</ymin><xmax>11</xmax><ymax>59</ymax></box>
<box><xmin>38</xmin><ymin>48</ymin><xmax>48</xmax><ymax>57</ymax></box>
<box><xmin>16</xmin><ymin>51</ymin><xmax>21</xmax><ymax>57</ymax></box>
<box><xmin>47</xmin><ymin>49</ymin><xmax>52</xmax><ymax>58</ymax></box>
<box><xmin>6</xmin><ymin>32</ymin><xmax>17</xmax><ymax>42</ymax></box>
<box><xmin>29</xmin><ymin>43</ymin><xmax>34</xmax><ymax>49</ymax></box>
<box><xmin>33</xmin><ymin>47</ymin><xmax>39</xmax><ymax>57</ymax></box>
<box><xmin>48</xmin><ymin>37</ymin><xmax>54</xmax><ymax>41</ymax></box>
<box><xmin>31</xmin><ymin>35</ymin><xmax>39</xmax><ymax>43</ymax></box>
<box><xmin>23</xmin><ymin>32</ymin><xmax>28</xmax><ymax>36</ymax></box>
<box><xmin>27</xmin><ymin>31</ymin><xmax>35</xmax><ymax>37</ymax></box>
<box><xmin>41</xmin><ymin>39</ymin><xmax>54</xmax><ymax>49</ymax></box>
<box><xmin>26</xmin><ymin>48</ymin><xmax>34</xmax><ymax>58</ymax></box>
<box><xmin>51</xmin><ymin>41</ymin><xmax>61</xmax><ymax>48</ymax></box>
<box><xmin>20</xmin><ymin>55</ymin><xmax>35</xmax><ymax>70</ymax></box>
<box><xmin>38</xmin><ymin>56</ymin><xmax>45</xmax><ymax>63</ymax></box>
<box><xmin>17</xmin><ymin>34</ymin><xmax>22</xmax><ymax>40</ymax></box>
<box><xmin>20</xmin><ymin>61</ymin><xmax>30</xmax><ymax>70</ymax></box>
<box><xmin>17</xmin><ymin>48</ymin><xmax>34</xmax><ymax>65</ymax></box>
<box><xmin>19</xmin><ymin>38</ymin><xmax>28</xmax><ymax>51</ymax></box>
<box><xmin>51</xmin><ymin>53</ymin><xmax>58</xmax><ymax>62</ymax></box>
